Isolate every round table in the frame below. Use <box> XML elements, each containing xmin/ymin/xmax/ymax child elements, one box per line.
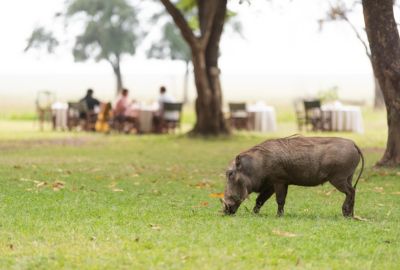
<box><xmin>322</xmin><ymin>104</ymin><xmax>364</xmax><ymax>133</ymax></box>
<box><xmin>247</xmin><ymin>103</ymin><xmax>277</xmax><ymax>132</ymax></box>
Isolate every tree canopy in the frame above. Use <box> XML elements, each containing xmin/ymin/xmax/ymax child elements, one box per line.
<box><xmin>25</xmin><ymin>0</ymin><xmax>141</xmax><ymax>94</ymax></box>
<box><xmin>24</xmin><ymin>27</ymin><xmax>59</xmax><ymax>54</ymax></box>
<box><xmin>67</xmin><ymin>0</ymin><xmax>139</xmax><ymax>66</ymax></box>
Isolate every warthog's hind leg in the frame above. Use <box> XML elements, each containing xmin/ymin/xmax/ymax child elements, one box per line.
<box><xmin>253</xmin><ymin>186</ymin><xmax>275</xmax><ymax>214</ymax></box>
<box><xmin>274</xmin><ymin>183</ymin><xmax>288</xmax><ymax>217</ymax></box>
<box><xmin>330</xmin><ymin>177</ymin><xmax>355</xmax><ymax>217</ymax></box>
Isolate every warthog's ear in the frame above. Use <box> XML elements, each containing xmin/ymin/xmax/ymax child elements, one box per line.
<box><xmin>235</xmin><ymin>155</ymin><xmax>242</xmax><ymax>170</ymax></box>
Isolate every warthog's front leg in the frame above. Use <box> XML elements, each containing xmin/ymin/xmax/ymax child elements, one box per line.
<box><xmin>274</xmin><ymin>183</ymin><xmax>288</xmax><ymax>217</ymax></box>
<box><xmin>253</xmin><ymin>185</ymin><xmax>275</xmax><ymax>214</ymax></box>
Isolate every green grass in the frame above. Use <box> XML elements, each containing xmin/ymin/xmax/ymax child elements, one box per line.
<box><xmin>0</xmin><ymin>108</ymin><xmax>399</xmax><ymax>269</ymax></box>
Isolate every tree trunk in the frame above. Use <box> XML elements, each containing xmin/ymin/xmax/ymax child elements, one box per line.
<box><xmin>363</xmin><ymin>0</ymin><xmax>400</xmax><ymax>166</ymax></box>
<box><xmin>183</xmin><ymin>60</ymin><xmax>190</xmax><ymax>104</ymax></box>
<box><xmin>114</xmin><ymin>65</ymin><xmax>124</xmax><ymax>95</ymax></box>
<box><xmin>160</xmin><ymin>0</ymin><xmax>229</xmax><ymax>135</ymax></box>
<box><xmin>191</xmin><ymin>0</ymin><xmax>229</xmax><ymax>135</ymax></box>
<box><xmin>191</xmin><ymin>45</ymin><xmax>228</xmax><ymax>135</ymax></box>
<box><xmin>374</xmin><ymin>75</ymin><xmax>385</xmax><ymax>109</ymax></box>
<box><xmin>109</xmin><ymin>56</ymin><xmax>124</xmax><ymax>96</ymax></box>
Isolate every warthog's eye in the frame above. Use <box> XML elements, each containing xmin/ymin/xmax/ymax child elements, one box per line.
<box><xmin>226</xmin><ymin>170</ymin><xmax>234</xmax><ymax>180</ymax></box>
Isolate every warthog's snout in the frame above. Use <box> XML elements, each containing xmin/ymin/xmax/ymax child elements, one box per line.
<box><xmin>221</xmin><ymin>198</ymin><xmax>240</xmax><ymax>215</ymax></box>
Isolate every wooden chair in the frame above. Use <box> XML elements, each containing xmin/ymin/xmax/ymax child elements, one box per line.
<box><xmin>161</xmin><ymin>102</ymin><xmax>183</xmax><ymax>133</ymax></box>
<box><xmin>303</xmin><ymin>100</ymin><xmax>332</xmax><ymax>131</ymax></box>
<box><xmin>293</xmin><ymin>99</ymin><xmax>306</xmax><ymax>131</ymax></box>
<box><xmin>67</xmin><ymin>101</ymin><xmax>97</xmax><ymax>131</ymax></box>
<box><xmin>228</xmin><ymin>103</ymin><xmax>249</xmax><ymax>130</ymax></box>
<box><xmin>36</xmin><ymin>90</ymin><xmax>55</xmax><ymax>131</ymax></box>
<box><xmin>67</xmin><ymin>102</ymin><xmax>81</xmax><ymax>130</ymax></box>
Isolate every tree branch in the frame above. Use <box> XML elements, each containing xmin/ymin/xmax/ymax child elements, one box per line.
<box><xmin>342</xmin><ymin>16</ymin><xmax>371</xmax><ymax>59</ymax></box>
<box><xmin>159</xmin><ymin>0</ymin><xmax>196</xmax><ymax>47</ymax></box>
<box><xmin>322</xmin><ymin>0</ymin><xmax>371</xmax><ymax>59</ymax></box>
<box><xmin>197</xmin><ymin>0</ymin><xmax>219</xmax><ymax>48</ymax></box>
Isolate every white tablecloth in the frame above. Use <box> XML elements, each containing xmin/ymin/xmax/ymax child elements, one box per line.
<box><xmin>247</xmin><ymin>103</ymin><xmax>277</xmax><ymax>132</ymax></box>
<box><xmin>51</xmin><ymin>102</ymin><xmax>68</xmax><ymax>130</ymax></box>
<box><xmin>128</xmin><ymin>103</ymin><xmax>159</xmax><ymax>133</ymax></box>
<box><xmin>322</xmin><ymin>104</ymin><xmax>364</xmax><ymax>133</ymax></box>
<box><xmin>138</xmin><ymin>110</ymin><xmax>155</xmax><ymax>133</ymax></box>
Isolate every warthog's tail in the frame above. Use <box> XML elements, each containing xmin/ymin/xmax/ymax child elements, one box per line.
<box><xmin>353</xmin><ymin>143</ymin><xmax>365</xmax><ymax>189</ymax></box>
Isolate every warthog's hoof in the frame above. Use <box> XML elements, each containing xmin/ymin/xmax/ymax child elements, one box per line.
<box><xmin>253</xmin><ymin>206</ymin><xmax>260</xmax><ymax>214</ymax></box>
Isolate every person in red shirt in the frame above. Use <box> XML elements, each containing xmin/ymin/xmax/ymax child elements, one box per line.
<box><xmin>113</xmin><ymin>88</ymin><xmax>137</xmax><ymax>133</ymax></box>
<box><xmin>114</xmin><ymin>88</ymin><xmax>130</xmax><ymax>117</ymax></box>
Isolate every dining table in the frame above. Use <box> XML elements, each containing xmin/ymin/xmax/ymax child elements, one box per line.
<box><xmin>321</xmin><ymin>102</ymin><xmax>364</xmax><ymax>133</ymax></box>
<box><xmin>247</xmin><ymin>102</ymin><xmax>277</xmax><ymax>133</ymax></box>
<box><xmin>51</xmin><ymin>102</ymin><xmax>69</xmax><ymax>130</ymax></box>
<box><xmin>126</xmin><ymin>102</ymin><xmax>159</xmax><ymax>133</ymax></box>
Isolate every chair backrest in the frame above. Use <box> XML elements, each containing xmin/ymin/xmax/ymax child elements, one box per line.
<box><xmin>303</xmin><ymin>100</ymin><xmax>321</xmax><ymax>111</ymax></box>
<box><xmin>303</xmin><ymin>100</ymin><xmax>322</xmax><ymax>121</ymax></box>
<box><xmin>68</xmin><ymin>101</ymin><xmax>89</xmax><ymax>113</ymax></box>
<box><xmin>163</xmin><ymin>102</ymin><xmax>183</xmax><ymax>112</ymax></box>
<box><xmin>229</xmin><ymin>103</ymin><xmax>246</xmax><ymax>112</ymax></box>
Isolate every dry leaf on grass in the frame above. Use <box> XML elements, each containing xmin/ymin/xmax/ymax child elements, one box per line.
<box><xmin>272</xmin><ymin>229</ymin><xmax>297</xmax><ymax>237</ymax></box>
<box><xmin>391</xmin><ymin>191</ymin><xmax>400</xmax><ymax>195</ymax></box>
<box><xmin>373</xmin><ymin>187</ymin><xmax>384</xmax><ymax>193</ymax></box>
<box><xmin>325</xmin><ymin>189</ymin><xmax>336</xmax><ymax>196</ymax></box>
<box><xmin>209</xmin><ymin>193</ymin><xmax>224</xmax><ymax>198</ymax></box>
<box><xmin>200</xmin><ymin>201</ymin><xmax>209</xmax><ymax>207</ymax></box>
<box><xmin>353</xmin><ymin>216</ymin><xmax>368</xmax><ymax>222</ymax></box>
<box><xmin>52</xmin><ymin>181</ymin><xmax>65</xmax><ymax>191</ymax></box>
<box><xmin>194</xmin><ymin>179</ymin><xmax>213</xmax><ymax>189</ymax></box>
<box><xmin>192</xmin><ymin>201</ymin><xmax>210</xmax><ymax>208</ymax></box>
<box><xmin>109</xmin><ymin>182</ymin><xmax>123</xmax><ymax>192</ymax></box>
<box><xmin>149</xmin><ymin>224</ymin><xmax>161</xmax><ymax>230</ymax></box>
<box><xmin>36</xmin><ymin>181</ymin><xmax>48</xmax><ymax>188</ymax></box>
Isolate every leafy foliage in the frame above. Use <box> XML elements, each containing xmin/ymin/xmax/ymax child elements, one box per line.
<box><xmin>148</xmin><ymin>0</ymin><xmax>242</xmax><ymax>63</ymax></box>
<box><xmin>147</xmin><ymin>22</ymin><xmax>191</xmax><ymax>63</ymax></box>
<box><xmin>24</xmin><ymin>27</ymin><xmax>59</xmax><ymax>53</ymax></box>
<box><xmin>66</xmin><ymin>0</ymin><xmax>140</xmax><ymax>66</ymax></box>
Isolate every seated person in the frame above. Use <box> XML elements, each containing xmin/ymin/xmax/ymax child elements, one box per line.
<box><xmin>158</xmin><ymin>86</ymin><xmax>178</xmax><ymax>121</ymax></box>
<box><xmin>95</xmin><ymin>102</ymin><xmax>113</xmax><ymax>133</ymax></box>
<box><xmin>80</xmin><ymin>88</ymin><xmax>100</xmax><ymax>119</ymax></box>
<box><xmin>114</xmin><ymin>88</ymin><xmax>130</xmax><ymax>118</ymax></box>
<box><xmin>114</xmin><ymin>88</ymin><xmax>137</xmax><ymax>132</ymax></box>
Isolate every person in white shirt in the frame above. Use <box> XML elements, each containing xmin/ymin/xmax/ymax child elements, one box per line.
<box><xmin>154</xmin><ymin>86</ymin><xmax>179</xmax><ymax>132</ymax></box>
<box><xmin>158</xmin><ymin>86</ymin><xmax>175</xmax><ymax>110</ymax></box>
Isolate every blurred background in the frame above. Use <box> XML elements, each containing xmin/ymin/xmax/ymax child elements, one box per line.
<box><xmin>0</xmin><ymin>0</ymin><xmax>374</xmax><ymax>116</ymax></box>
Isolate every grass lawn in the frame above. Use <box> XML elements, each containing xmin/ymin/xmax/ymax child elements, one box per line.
<box><xmin>0</xmin><ymin>109</ymin><xmax>399</xmax><ymax>269</ymax></box>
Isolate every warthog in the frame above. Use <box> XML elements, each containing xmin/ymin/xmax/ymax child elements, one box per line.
<box><xmin>222</xmin><ymin>135</ymin><xmax>364</xmax><ymax>217</ymax></box>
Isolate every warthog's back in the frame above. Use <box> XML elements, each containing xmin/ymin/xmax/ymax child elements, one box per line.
<box><xmin>253</xmin><ymin>136</ymin><xmax>361</xmax><ymax>186</ymax></box>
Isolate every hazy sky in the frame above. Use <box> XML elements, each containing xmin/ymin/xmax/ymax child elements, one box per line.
<box><xmin>0</xmin><ymin>0</ymin><xmax>374</xmax><ymax>111</ymax></box>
